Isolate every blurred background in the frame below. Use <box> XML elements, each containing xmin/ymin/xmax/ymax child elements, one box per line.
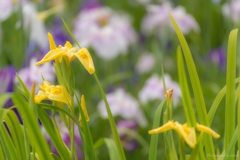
<box><xmin>0</xmin><ymin>0</ymin><xmax>239</xmax><ymax>159</ymax></box>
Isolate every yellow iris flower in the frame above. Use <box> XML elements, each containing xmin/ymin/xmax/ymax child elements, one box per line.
<box><xmin>36</xmin><ymin>32</ymin><xmax>95</xmax><ymax>74</ymax></box>
<box><xmin>35</xmin><ymin>81</ymin><xmax>71</xmax><ymax>105</ymax></box>
<box><xmin>148</xmin><ymin>120</ymin><xmax>220</xmax><ymax>148</ymax></box>
<box><xmin>79</xmin><ymin>95</ymin><xmax>90</xmax><ymax>122</ymax></box>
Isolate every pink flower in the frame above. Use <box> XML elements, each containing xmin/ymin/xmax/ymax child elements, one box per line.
<box><xmin>142</xmin><ymin>3</ymin><xmax>200</xmax><ymax>36</ymax></box>
<box><xmin>222</xmin><ymin>0</ymin><xmax>240</xmax><ymax>24</ymax></box>
<box><xmin>138</xmin><ymin>74</ymin><xmax>181</xmax><ymax>105</ymax></box>
<box><xmin>0</xmin><ymin>0</ymin><xmax>13</xmax><ymax>22</ymax></box>
<box><xmin>98</xmin><ymin>88</ymin><xmax>147</xmax><ymax>127</ymax></box>
<box><xmin>74</xmin><ymin>7</ymin><xmax>136</xmax><ymax>60</ymax></box>
<box><xmin>135</xmin><ymin>53</ymin><xmax>155</xmax><ymax>74</ymax></box>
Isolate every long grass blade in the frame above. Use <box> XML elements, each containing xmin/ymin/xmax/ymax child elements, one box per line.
<box><xmin>12</xmin><ymin>94</ymin><xmax>54</xmax><ymax>160</ymax></box>
<box><xmin>94</xmin><ymin>138</ymin><xmax>120</xmax><ymax>160</ymax></box>
<box><xmin>148</xmin><ymin>99</ymin><xmax>166</xmax><ymax>160</ymax></box>
<box><xmin>224</xmin><ymin>29</ymin><xmax>238</xmax><ymax>159</ymax></box>
<box><xmin>168</xmin><ymin>12</ymin><xmax>215</xmax><ymax>157</ymax></box>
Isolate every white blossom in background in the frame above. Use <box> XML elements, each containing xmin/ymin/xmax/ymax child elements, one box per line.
<box><xmin>142</xmin><ymin>3</ymin><xmax>200</xmax><ymax>35</ymax></box>
<box><xmin>21</xmin><ymin>2</ymin><xmax>48</xmax><ymax>49</ymax></box>
<box><xmin>222</xmin><ymin>0</ymin><xmax>240</xmax><ymax>24</ymax></box>
<box><xmin>0</xmin><ymin>0</ymin><xmax>14</xmax><ymax>22</ymax></box>
<box><xmin>135</xmin><ymin>53</ymin><xmax>155</xmax><ymax>74</ymax></box>
<box><xmin>74</xmin><ymin>7</ymin><xmax>137</xmax><ymax>60</ymax></box>
<box><xmin>138</xmin><ymin>73</ymin><xmax>181</xmax><ymax>105</ymax></box>
<box><xmin>15</xmin><ymin>58</ymin><xmax>55</xmax><ymax>90</ymax></box>
<box><xmin>98</xmin><ymin>88</ymin><xmax>147</xmax><ymax>127</ymax></box>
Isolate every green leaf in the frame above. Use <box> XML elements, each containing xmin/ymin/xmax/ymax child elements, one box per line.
<box><xmin>93</xmin><ymin>73</ymin><xmax>126</xmax><ymax>160</ymax></box>
<box><xmin>12</xmin><ymin>94</ymin><xmax>54</xmax><ymax>160</ymax></box>
<box><xmin>222</xmin><ymin>127</ymin><xmax>238</xmax><ymax>160</ymax></box>
<box><xmin>37</xmin><ymin>107</ymin><xmax>72</xmax><ymax>160</ymax></box>
<box><xmin>224</xmin><ymin>29</ymin><xmax>238</xmax><ymax>157</ymax></box>
<box><xmin>94</xmin><ymin>138</ymin><xmax>120</xmax><ymax>160</ymax></box>
<box><xmin>4</xmin><ymin>110</ymin><xmax>27</xmax><ymax>160</ymax></box>
<box><xmin>0</xmin><ymin>94</ymin><xmax>12</xmax><ymax>108</ymax></box>
<box><xmin>148</xmin><ymin>99</ymin><xmax>166</xmax><ymax>160</ymax></box>
<box><xmin>168</xmin><ymin>12</ymin><xmax>215</xmax><ymax>156</ymax></box>
<box><xmin>75</xmin><ymin>94</ymin><xmax>97</xmax><ymax>160</ymax></box>
<box><xmin>177</xmin><ymin>46</ymin><xmax>196</xmax><ymax>127</ymax></box>
<box><xmin>0</xmin><ymin>120</ymin><xmax>18</xmax><ymax>160</ymax></box>
<box><xmin>0</xmin><ymin>142</ymin><xmax>5</xmax><ymax>160</ymax></box>
<box><xmin>15</xmin><ymin>73</ymin><xmax>30</xmax><ymax>99</ymax></box>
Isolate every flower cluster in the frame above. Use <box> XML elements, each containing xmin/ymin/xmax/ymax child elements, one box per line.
<box><xmin>149</xmin><ymin>120</ymin><xmax>220</xmax><ymax>148</ymax></box>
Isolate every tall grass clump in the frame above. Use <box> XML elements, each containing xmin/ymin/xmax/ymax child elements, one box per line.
<box><xmin>0</xmin><ymin>12</ymin><xmax>239</xmax><ymax>160</ymax></box>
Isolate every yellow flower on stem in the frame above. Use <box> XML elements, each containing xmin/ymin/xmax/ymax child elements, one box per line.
<box><xmin>35</xmin><ymin>81</ymin><xmax>72</xmax><ymax>106</ymax></box>
<box><xmin>148</xmin><ymin>120</ymin><xmax>220</xmax><ymax>148</ymax></box>
<box><xmin>79</xmin><ymin>95</ymin><xmax>90</xmax><ymax>122</ymax></box>
<box><xmin>36</xmin><ymin>32</ymin><xmax>95</xmax><ymax>74</ymax></box>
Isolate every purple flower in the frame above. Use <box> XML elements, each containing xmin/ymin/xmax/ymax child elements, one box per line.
<box><xmin>117</xmin><ymin>120</ymin><xmax>139</xmax><ymax>151</ymax></box>
<box><xmin>73</xmin><ymin>6</ymin><xmax>137</xmax><ymax>60</ymax></box>
<box><xmin>138</xmin><ymin>73</ymin><xmax>181</xmax><ymax>105</ymax></box>
<box><xmin>0</xmin><ymin>66</ymin><xmax>16</xmax><ymax>94</ymax></box>
<box><xmin>98</xmin><ymin>88</ymin><xmax>147</xmax><ymax>127</ymax></box>
<box><xmin>210</xmin><ymin>47</ymin><xmax>226</xmax><ymax>69</ymax></box>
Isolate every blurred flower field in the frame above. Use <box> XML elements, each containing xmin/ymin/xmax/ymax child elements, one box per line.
<box><xmin>1</xmin><ymin>0</ymin><xmax>240</xmax><ymax>159</ymax></box>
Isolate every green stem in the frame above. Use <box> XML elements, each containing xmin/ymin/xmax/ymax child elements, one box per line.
<box><xmin>93</xmin><ymin>73</ymin><xmax>126</xmax><ymax>160</ymax></box>
<box><xmin>70</xmin><ymin>115</ymin><xmax>77</xmax><ymax>160</ymax></box>
<box><xmin>179</xmin><ymin>137</ymin><xmax>185</xmax><ymax>160</ymax></box>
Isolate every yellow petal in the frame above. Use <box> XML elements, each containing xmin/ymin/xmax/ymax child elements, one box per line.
<box><xmin>35</xmin><ymin>90</ymin><xmax>48</xmax><ymax>103</ymax></box>
<box><xmin>175</xmin><ymin>122</ymin><xmax>196</xmax><ymax>148</ymax></box>
<box><xmin>36</xmin><ymin>50</ymin><xmax>65</xmax><ymax>66</ymax></box>
<box><xmin>48</xmin><ymin>32</ymin><xmax>57</xmax><ymax>50</ymax></box>
<box><xmin>64</xmin><ymin>41</ymin><xmax>72</xmax><ymax>49</ymax></box>
<box><xmin>75</xmin><ymin>48</ymin><xmax>95</xmax><ymax>74</ymax></box>
<box><xmin>80</xmin><ymin>95</ymin><xmax>90</xmax><ymax>122</ymax></box>
<box><xmin>48</xmin><ymin>85</ymin><xmax>71</xmax><ymax>105</ymax></box>
<box><xmin>148</xmin><ymin>120</ymin><xmax>175</xmax><ymax>134</ymax></box>
<box><xmin>196</xmin><ymin>123</ymin><xmax>220</xmax><ymax>139</ymax></box>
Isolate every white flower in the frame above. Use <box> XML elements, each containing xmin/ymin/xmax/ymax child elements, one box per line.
<box><xmin>142</xmin><ymin>3</ymin><xmax>200</xmax><ymax>35</ymax></box>
<box><xmin>135</xmin><ymin>53</ymin><xmax>155</xmax><ymax>74</ymax></box>
<box><xmin>74</xmin><ymin>7</ymin><xmax>136</xmax><ymax>60</ymax></box>
<box><xmin>0</xmin><ymin>0</ymin><xmax>13</xmax><ymax>22</ymax></box>
<box><xmin>222</xmin><ymin>0</ymin><xmax>240</xmax><ymax>24</ymax></box>
<box><xmin>138</xmin><ymin>73</ymin><xmax>181</xmax><ymax>105</ymax></box>
<box><xmin>15</xmin><ymin>58</ymin><xmax>55</xmax><ymax>90</ymax></box>
<box><xmin>21</xmin><ymin>2</ymin><xmax>48</xmax><ymax>48</ymax></box>
<box><xmin>98</xmin><ymin>88</ymin><xmax>147</xmax><ymax>127</ymax></box>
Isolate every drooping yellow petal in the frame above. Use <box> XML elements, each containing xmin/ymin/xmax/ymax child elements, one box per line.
<box><xmin>79</xmin><ymin>95</ymin><xmax>90</xmax><ymax>122</ymax></box>
<box><xmin>149</xmin><ymin>120</ymin><xmax>196</xmax><ymax>148</ymax></box>
<box><xmin>196</xmin><ymin>123</ymin><xmax>220</xmax><ymax>139</ymax></box>
<box><xmin>47</xmin><ymin>85</ymin><xmax>71</xmax><ymax>105</ymax></box>
<box><xmin>35</xmin><ymin>90</ymin><xmax>48</xmax><ymax>103</ymax></box>
<box><xmin>48</xmin><ymin>32</ymin><xmax>57</xmax><ymax>50</ymax></box>
<box><xmin>148</xmin><ymin>120</ymin><xmax>175</xmax><ymax>134</ymax></box>
<box><xmin>175</xmin><ymin>122</ymin><xmax>196</xmax><ymax>148</ymax></box>
<box><xmin>75</xmin><ymin>48</ymin><xmax>95</xmax><ymax>74</ymax></box>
